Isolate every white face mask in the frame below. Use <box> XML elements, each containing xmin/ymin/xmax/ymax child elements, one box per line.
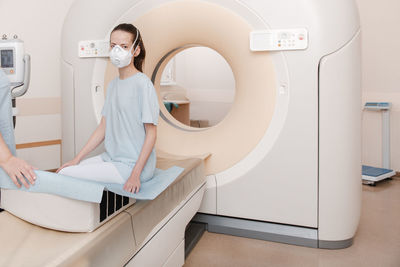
<box><xmin>109</xmin><ymin>29</ymin><xmax>139</xmax><ymax>68</ymax></box>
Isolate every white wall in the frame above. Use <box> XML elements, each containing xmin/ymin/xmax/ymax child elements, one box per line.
<box><xmin>174</xmin><ymin>47</ymin><xmax>235</xmax><ymax>103</ymax></box>
<box><xmin>167</xmin><ymin>47</ymin><xmax>235</xmax><ymax>126</ymax></box>
<box><xmin>355</xmin><ymin>0</ymin><xmax>400</xmax><ymax>171</ymax></box>
<box><xmin>0</xmin><ymin>0</ymin><xmax>75</xmax><ymax>170</ymax></box>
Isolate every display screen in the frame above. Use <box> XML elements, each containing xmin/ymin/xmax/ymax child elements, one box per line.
<box><xmin>1</xmin><ymin>50</ymin><xmax>14</xmax><ymax>68</ymax></box>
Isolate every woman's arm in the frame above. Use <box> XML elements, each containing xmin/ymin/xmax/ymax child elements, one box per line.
<box><xmin>57</xmin><ymin>117</ymin><xmax>106</xmax><ymax>172</ymax></box>
<box><xmin>123</xmin><ymin>123</ymin><xmax>157</xmax><ymax>193</ymax></box>
<box><xmin>0</xmin><ymin>133</ymin><xmax>36</xmax><ymax>188</ymax></box>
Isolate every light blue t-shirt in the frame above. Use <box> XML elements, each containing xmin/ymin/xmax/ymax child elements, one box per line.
<box><xmin>101</xmin><ymin>72</ymin><xmax>159</xmax><ymax>182</ymax></box>
<box><xmin>0</xmin><ymin>69</ymin><xmax>16</xmax><ymax>156</ymax></box>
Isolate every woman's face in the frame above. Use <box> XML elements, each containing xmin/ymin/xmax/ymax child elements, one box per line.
<box><xmin>110</xmin><ymin>30</ymin><xmax>133</xmax><ymax>51</ymax></box>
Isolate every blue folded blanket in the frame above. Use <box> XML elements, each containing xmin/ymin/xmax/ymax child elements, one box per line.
<box><xmin>0</xmin><ymin>69</ymin><xmax>184</xmax><ymax>203</ymax></box>
<box><xmin>0</xmin><ymin>167</ymin><xmax>183</xmax><ymax>203</ymax></box>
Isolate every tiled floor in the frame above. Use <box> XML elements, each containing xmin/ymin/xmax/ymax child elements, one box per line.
<box><xmin>185</xmin><ymin>178</ymin><xmax>400</xmax><ymax>267</ymax></box>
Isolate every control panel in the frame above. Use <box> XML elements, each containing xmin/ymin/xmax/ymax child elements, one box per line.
<box><xmin>250</xmin><ymin>28</ymin><xmax>308</xmax><ymax>51</ymax></box>
<box><xmin>78</xmin><ymin>40</ymin><xmax>110</xmax><ymax>58</ymax></box>
<box><xmin>0</xmin><ymin>35</ymin><xmax>25</xmax><ymax>86</ymax></box>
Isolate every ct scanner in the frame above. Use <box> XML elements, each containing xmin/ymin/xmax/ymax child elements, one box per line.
<box><xmin>64</xmin><ymin>0</ymin><xmax>362</xmax><ymax>248</ymax></box>
<box><xmin>1</xmin><ymin>0</ymin><xmax>362</xmax><ymax>265</ymax></box>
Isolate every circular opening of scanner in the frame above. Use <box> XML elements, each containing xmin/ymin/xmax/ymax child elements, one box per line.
<box><xmin>153</xmin><ymin>45</ymin><xmax>236</xmax><ymax>130</ymax></box>
<box><xmin>104</xmin><ymin>0</ymin><xmax>277</xmax><ymax>175</ymax></box>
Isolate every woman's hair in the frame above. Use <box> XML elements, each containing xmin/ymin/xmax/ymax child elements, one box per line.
<box><xmin>111</xmin><ymin>23</ymin><xmax>146</xmax><ymax>72</ymax></box>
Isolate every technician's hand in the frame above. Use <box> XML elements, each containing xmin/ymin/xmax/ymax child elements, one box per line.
<box><xmin>56</xmin><ymin>158</ymin><xmax>80</xmax><ymax>173</ymax></box>
<box><xmin>123</xmin><ymin>174</ymin><xmax>141</xmax><ymax>194</ymax></box>
<box><xmin>0</xmin><ymin>156</ymin><xmax>37</xmax><ymax>188</ymax></box>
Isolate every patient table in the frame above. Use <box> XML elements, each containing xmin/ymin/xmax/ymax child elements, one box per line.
<box><xmin>0</xmin><ymin>155</ymin><xmax>206</xmax><ymax>267</ymax></box>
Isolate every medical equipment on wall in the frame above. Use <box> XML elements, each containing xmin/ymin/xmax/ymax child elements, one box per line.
<box><xmin>0</xmin><ymin>35</ymin><xmax>31</xmax><ymax>127</ymax></box>
<box><xmin>362</xmin><ymin>102</ymin><xmax>396</xmax><ymax>185</ymax></box>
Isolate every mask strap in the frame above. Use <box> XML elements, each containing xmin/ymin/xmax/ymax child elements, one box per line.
<box><xmin>132</xmin><ymin>28</ymin><xmax>140</xmax><ymax>54</ymax></box>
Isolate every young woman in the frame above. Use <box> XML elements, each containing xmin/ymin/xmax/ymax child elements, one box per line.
<box><xmin>57</xmin><ymin>23</ymin><xmax>159</xmax><ymax>194</ymax></box>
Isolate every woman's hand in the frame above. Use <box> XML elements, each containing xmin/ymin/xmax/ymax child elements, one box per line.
<box><xmin>123</xmin><ymin>171</ymin><xmax>141</xmax><ymax>193</ymax></box>
<box><xmin>56</xmin><ymin>158</ymin><xmax>80</xmax><ymax>173</ymax></box>
<box><xmin>122</xmin><ymin>123</ymin><xmax>156</xmax><ymax>194</ymax></box>
<box><xmin>0</xmin><ymin>156</ymin><xmax>37</xmax><ymax>188</ymax></box>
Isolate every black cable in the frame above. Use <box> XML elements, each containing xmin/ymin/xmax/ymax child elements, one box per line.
<box><xmin>12</xmin><ymin>98</ymin><xmax>16</xmax><ymax>128</ymax></box>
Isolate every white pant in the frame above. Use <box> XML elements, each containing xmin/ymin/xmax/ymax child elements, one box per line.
<box><xmin>59</xmin><ymin>155</ymin><xmax>125</xmax><ymax>184</ymax></box>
